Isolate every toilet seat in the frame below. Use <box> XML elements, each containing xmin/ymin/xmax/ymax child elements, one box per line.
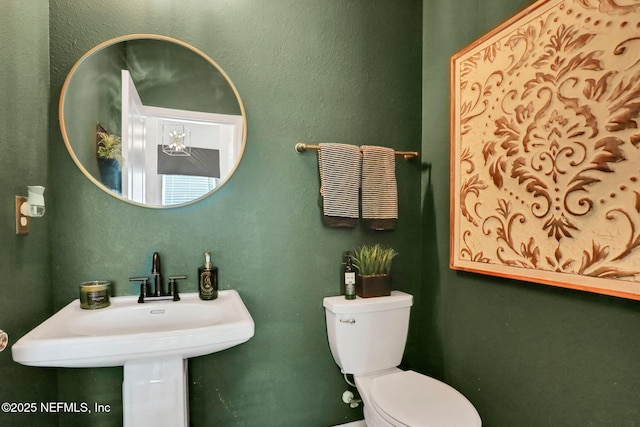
<box><xmin>369</xmin><ymin>370</ymin><xmax>481</xmax><ymax>427</ymax></box>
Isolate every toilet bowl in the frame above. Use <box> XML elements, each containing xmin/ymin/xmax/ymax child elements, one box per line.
<box><xmin>355</xmin><ymin>369</ymin><xmax>481</xmax><ymax>427</ymax></box>
<box><xmin>324</xmin><ymin>292</ymin><xmax>481</xmax><ymax>426</ymax></box>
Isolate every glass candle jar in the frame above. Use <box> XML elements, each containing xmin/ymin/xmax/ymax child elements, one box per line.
<box><xmin>79</xmin><ymin>281</ymin><xmax>111</xmax><ymax>309</ymax></box>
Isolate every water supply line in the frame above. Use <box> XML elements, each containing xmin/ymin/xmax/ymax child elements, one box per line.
<box><xmin>343</xmin><ymin>373</ymin><xmax>356</xmax><ymax>387</ymax></box>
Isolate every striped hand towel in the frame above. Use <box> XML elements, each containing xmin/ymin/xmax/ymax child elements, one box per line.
<box><xmin>318</xmin><ymin>143</ymin><xmax>362</xmax><ymax>228</ymax></box>
<box><xmin>361</xmin><ymin>145</ymin><xmax>398</xmax><ymax>230</ymax></box>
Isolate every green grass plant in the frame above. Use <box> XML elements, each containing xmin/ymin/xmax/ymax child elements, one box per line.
<box><xmin>352</xmin><ymin>244</ymin><xmax>398</xmax><ymax>276</ymax></box>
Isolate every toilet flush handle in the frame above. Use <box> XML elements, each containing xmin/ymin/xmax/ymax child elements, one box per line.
<box><xmin>339</xmin><ymin>318</ymin><xmax>356</xmax><ymax>324</ymax></box>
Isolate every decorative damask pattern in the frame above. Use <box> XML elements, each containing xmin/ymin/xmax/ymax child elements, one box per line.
<box><xmin>450</xmin><ymin>0</ymin><xmax>640</xmax><ymax>299</ymax></box>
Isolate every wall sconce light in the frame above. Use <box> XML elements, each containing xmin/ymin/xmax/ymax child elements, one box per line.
<box><xmin>15</xmin><ymin>185</ymin><xmax>45</xmax><ymax>235</ymax></box>
<box><xmin>162</xmin><ymin>123</ymin><xmax>191</xmax><ymax>157</ymax></box>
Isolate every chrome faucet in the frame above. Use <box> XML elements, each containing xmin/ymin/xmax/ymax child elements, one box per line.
<box><xmin>129</xmin><ymin>252</ymin><xmax>187</xmax><ymax>303</ymax></box>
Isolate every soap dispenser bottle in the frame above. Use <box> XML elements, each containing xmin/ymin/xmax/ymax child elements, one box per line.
<box><xmin>198</xmin><ymin>251</ymin><xmax>218</xmax><ymax>300</ymax></box>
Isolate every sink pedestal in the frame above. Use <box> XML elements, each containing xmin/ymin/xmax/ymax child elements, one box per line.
<box><xmin>123</xmin><ymin>357</ymin><xmax>188</xmax><ymax>427</ymax></box>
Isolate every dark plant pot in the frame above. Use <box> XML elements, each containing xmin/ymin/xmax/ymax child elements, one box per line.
<box><xmin>97</xmin><ymin>158</ymin><xmax>122</xmax><ymax>194</ymax></box>
<box><xmin>356</xmin><ymin>274</ymin><xmax>391</xmax><ymax>298</ymax></box>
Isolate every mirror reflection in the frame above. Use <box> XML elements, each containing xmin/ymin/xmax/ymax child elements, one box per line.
<box><xmin>60</xmin><ymin>35</ymin><xmax>246</xmax><ymax>208</ymax></box>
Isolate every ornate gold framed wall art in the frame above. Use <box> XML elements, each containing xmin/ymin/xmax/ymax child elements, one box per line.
<box><xmin>450</xmin><ymin>0</ymin><xmax>640</xmax><ymax>299</ymax></box>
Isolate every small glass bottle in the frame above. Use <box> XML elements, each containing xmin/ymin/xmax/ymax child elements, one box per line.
<box><xmin>344</xmin><ymin>252</ymin><xmax>356</xmax><ymax>300</ymax></box>
<box><xmin>340</xmin><ymin>251</ymin><xmax>349</xmax><ymax>295</ymax></box>
<box><xmin>198</xmin><ymin>251</ymin><xmax>218</xmax><ymax>300</ymax></box>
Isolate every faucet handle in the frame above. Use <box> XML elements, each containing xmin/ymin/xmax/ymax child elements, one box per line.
<box><xmin>167</xmin><ymin>275</ymin><xmax>187</xmax><ymax>301</ymax></box>
<box><xmin>168</xmin><ymin>275</ymin><xmax>187</xmax><ymax>301</ymax></box>
<box><xmin>129</xmin><ymin>277</ymin><xmax>151</xmax><ymax>303</ymax></box>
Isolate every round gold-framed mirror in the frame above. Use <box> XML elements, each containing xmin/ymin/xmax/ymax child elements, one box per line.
<box><xmin>59</xmin><ymin>34</ymin><xmax>247</xmax><ymax>208</ymax></box>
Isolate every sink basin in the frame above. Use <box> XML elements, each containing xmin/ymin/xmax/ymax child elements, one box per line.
<box><xmin>12</xmin><ymin>290</ymin><xmax>254</xmax><ymax>427</ymax></box>
<box><xmin>12</xmin><ymin>290</ymin><xmax>254</xmax><ymax>368</ymax></box>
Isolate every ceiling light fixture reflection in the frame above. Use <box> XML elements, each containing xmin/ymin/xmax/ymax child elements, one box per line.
<box><xmin>162</xmin><ymin>124</ymin><xmax>191</xmax><ymax>157</ymax></box>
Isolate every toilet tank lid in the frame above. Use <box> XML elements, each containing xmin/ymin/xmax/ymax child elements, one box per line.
<box><xmin>323</xmin><ymin>291</ymin><xmax>413</xmax><ymax>314</ymax></box>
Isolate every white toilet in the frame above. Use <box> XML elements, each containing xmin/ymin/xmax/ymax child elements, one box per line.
<box><xmin>324</xmin><ymin>291</ymin><xmax>481</xmax><ymax>427</ymax></box>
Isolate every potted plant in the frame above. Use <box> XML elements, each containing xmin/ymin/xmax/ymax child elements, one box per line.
<box><xmin>96</xmin><ymin>130</ymin><xmax>122</xmax><ymax>193</ymax></box>
<box><xmin>352</xmin><ymin>243</ymin><xmax>398</xmax><ymax>298</ymax></box>
<box><xmin>97</xmin><ymin>131</ymin><xmax>122</xmax><ymax>162</ymax></box>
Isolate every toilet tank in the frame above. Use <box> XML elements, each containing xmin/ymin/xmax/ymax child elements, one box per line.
<box><xmin>323</xmin><ymin>291</ymin><xmax>413</xmax><ymax>376</ymax></box>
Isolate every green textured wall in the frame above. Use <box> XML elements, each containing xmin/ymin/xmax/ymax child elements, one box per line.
<box><xmin>422</xmin><ymin>1</ymin><xmax>640</xmax><ymax>426</ymax></box>
<box><xmin>49</xmin><ymin>1</ymin><xmax>422</xmax><ymax>426</ymax></box>
<box><xmin>0</xmin><ymin>2</ymin><xmax>57</xmax><ymax>427</ymax></box>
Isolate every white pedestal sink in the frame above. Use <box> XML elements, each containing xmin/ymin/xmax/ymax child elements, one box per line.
<box><xmin>12</xmin><ymin>290</ymin><xmax>254</xmax><ymax>427</ymax></box>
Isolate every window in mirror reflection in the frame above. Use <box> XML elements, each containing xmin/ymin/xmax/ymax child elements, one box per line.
<box><xmin>162</xmin><ymin>175</ymin><xmax>216</xmax><ymax>206</ymax></box>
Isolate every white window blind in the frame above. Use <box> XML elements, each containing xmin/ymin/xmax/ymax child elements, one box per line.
<box><xmin>161</xmin><ymin>175</ymin><xmax>217</xmax><ymax>206</ymax></box>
